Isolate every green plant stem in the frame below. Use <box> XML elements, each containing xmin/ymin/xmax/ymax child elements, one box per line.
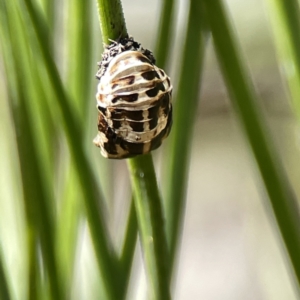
<box><xmin>56</xmin><ymin>168</ymin><xmax>82</xmax><ymax>297</ymax></box>
<box><xmin>58</xmin><ymin>0</ymin><xmax>93</xmax><ymax>292</ymax></box>
<box><xmin>96</xmin><ymin>0</ymin><xmax>170</xmax><ymax>297</ymax></box>
<box><xmin>0</xmin><ymin>5</ymin><xmax>53</xmax><ymax>299</ymax></box>
<box><xmin>8</xmin><ymin>60</ymin><xmax>62</xmax><ymax>300</ymax></box>
<box><xmin>22</xmin><ymin>1</ymin><xmax>120</xmax><ymax>299</ymax></box>
<box><xmin>27</xmin><ymin>228</ymin><xmax>38</xmax><ymax>300</ymax></box>
<box><xmin>96</xmin><ymin>0</ymin><xmax>127</xmax><ymax>43</ymax></box>
<box><xmin>118</xmin><ymin>199</ymin><xmax>138</xmax><ymax>294</ymax></box>
<box><xmin>203</xmin><ymin>0</ymin><xmax>300</xmax><ymax>288</ymax></box>
<box><xmin>1</xmin><ymin>3</ymin><xmax>62</xmax><ymax>299</ymax></box>
<box><xmin>128</xmin><ymin>155</ymin><xmax>170</xmax><ymax>300</ymax></box>
<box><xmin>155</xmin><ymin>0</ymin><xmax>176</xmax><ymax>68</ymax></box>
<box><xmin>0</xmin><ymin>249</ymin><xmax>11</xmax><ymax>300</ymax></box>
<box><xmin>165</xmin><ymin>0</ymin><xmax>206</xmax><ymax>275</ymax></box>
<box><xmin>265</xmin><ymin>0</ymin><xmax>300</xmax><ymax>121</ymax></box>
<box><xmin>13</xmin><ymin>64</ymin><xmax>63</xmax><ymax>300</ymax></box>
<box><xmin>41</xmin><ymin>0</ymin><xmax>55</xmax><ymax>52</ymax></box>
<box><xmin>120</xmin><ymin>200</ymin><xmax>137</xmax><ymax>265</ymax></box>
<box><xmin>67</xmin><ymin>0</ymin><xmax>93</xmax><ymax>118</ymax></box>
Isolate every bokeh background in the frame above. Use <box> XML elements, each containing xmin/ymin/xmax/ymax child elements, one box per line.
<box><xmin>120</xmin><ymin>0</ymin><xmax>300</xmax><ymax>299</ymax></box>
<box><xmin>1</xmin><ymin>0</ymin><xmax>300</xmax><ymax>299</ymax></box>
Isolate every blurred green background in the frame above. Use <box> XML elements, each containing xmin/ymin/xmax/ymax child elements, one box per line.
<box><xmin>1</xmin><ymin>0</ymin><xmax>300</xmax><ymax>299</ymax></box>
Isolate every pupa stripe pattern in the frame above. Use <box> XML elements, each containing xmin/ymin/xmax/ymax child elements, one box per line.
<box><xmin>93</xmin><ymin>37</ymin><xmax>173</xmax><ymax>159</ymax></box>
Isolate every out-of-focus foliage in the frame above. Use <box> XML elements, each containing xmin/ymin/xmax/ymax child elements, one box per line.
<box><xmin>0</xmin><ymin>0</ymin><xmax>300</xmax><ymax>299</ymax></box>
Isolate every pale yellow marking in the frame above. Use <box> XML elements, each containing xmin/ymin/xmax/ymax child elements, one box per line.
<box><xmin>143</xmin><ymin>142</ymin><xmax>151</xmax><ymax>154</ymax></box>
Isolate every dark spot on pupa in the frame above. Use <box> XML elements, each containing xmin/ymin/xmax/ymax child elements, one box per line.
<box><xmin>117</xmin><ymin>75</ymin><xmax>135</xmax><ymax>86</ymax></box>
<box><xmin>136</xmin><ymin>55</ymin><xmax>151</xmax><ymax>64</ymax></box>
<box><xmin>121</xmin><ymin>140</ymin><xmax>144</xmax><ymax>154</ymax></box>
<box><xmin>111</xmin><ymin>119</ymin><xmax>122</xmax><ymax>129</ymax></box>
<box><xmin>97</xmin><ymin>113</ymin><xmax>107</xmax><ymax>132</ymax></box>
<box><xmin>148</xmin><ymin>104</ymin><xmax>160</xmax><ymax>119</ymax></box>
<box><xmin>146</xmin><ymin>83</ymin><xmax>165</xmax><ymax>98</ymax></box>
<box><xmin>166</xmin><ymin>78</ymin><xmax>171</xmax><ymax>88</ymax></box>
<box><xmin>146</xmin><ymin>86</ymin><xmax>159</xmax><ymax>98</ymax></box>
<box><xmin>110</xmin><ymin>108</ymin><xmax>144</xmax><ymax>121</ymax></box>
<box><xmin>141</xmin><ymin>71</ymin><xmax>160</xmax><ymax>81</ymax></box>
<box><xmin>112</xmin><ymin>76</ymin><xmax>135</xmax><ymax>90</ymax></box>
<box><xmin>149</xmin><ymin>118</ymin><xmax>158</xmax><ymax>130</ymax></box>
<box><xmin>97</xmin><ymin>106</ymin><xmax>106</xmax><ymax>115</ymax></box>
<box><xmin>160</xmin><ymin>93</ymin><xmax>170</xmax><ymax>108</ymax></box>
<box><xmin>150</xmin><ymin>107</ymin><xmax>172</xmax><ymax>151</ymax></box>
<box><xmin>112</xmin><ymin>93</ymin><xmax>139</xmax><ymax>103</ymax></box>
<box><xmin>163</xmin><ymin>104</ymin><xmax>170</xmax><ymax>116</ymax></box>
<box><xmin>129</xmin><ymin>121</ymin><xmax>144</xmax><ymax>132</ymax></box>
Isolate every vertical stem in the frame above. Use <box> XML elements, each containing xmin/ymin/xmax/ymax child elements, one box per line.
<box><xmin>204</xmin><ymin>0</ymin><xmax>300</xmax><ymax>289</ymax></box>
<box><xmin>155</xmin><ymin>0</ymin><xmax>176</xmax><ymax>68</ymax></box>
<box><xmin>20</xmin><ymin>0</ymin><xmax>120</xmax><ymax>298</ymax></box>
<box><xmin>67</xmin><ymin>0</ymin><xmax>93</xmax><ymax>118</ymax></box>
<box><xmin>128</xmin><ymin>155</ymin><xmax>170</xmax><ymax>300</ymax></box>
<box><xmin>165</xmin><ymin>0</ymin><xmax>206</xmax><ymax>274</ymax></box>
<box><xmin>265</xmin><ymin>0</ymin><xmax>300</xmax><ymax>120</ymax></box>
<box><xmin>2</xmin><ymin>2</ymin><xmax>63</xmax><ymax>298</ymax></box>
<box><xmin>119</xmin><ymin>199</ymin><xmax>138</xmax><ymax>285</ymax></box>
<box><xmin>27</xmin><ymin>229</ymin><xmax>38</xmax><ymax>300</ymax></box>
<box><xmin>0</xmin><ymin>249</ymin><xmax>11</xmax><ymax>300</ymax></box>
<box><xmin>96</xmin><ymin>0</ymin><xmax>127</xmax><ymax>43</ymax></box>
<box><xmin>96</xmin><ymin>0</ymin><xmax>171</xmax><ymax>298</ymax></box>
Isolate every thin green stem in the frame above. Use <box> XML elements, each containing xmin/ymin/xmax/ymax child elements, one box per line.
<box><xmin>203</xmin><ymin>0</ymin><xmax>300</xmax><ymax>289</ymax></box>
<box><xmin>265</xmin><ymin>0</ymin><xmax>300</xmax><ymax>120</ymax></box>
<box><xmin>22</xmin><ymin>1</ymin><xmax>120</xmax><ymax>298</ymax></box>
<box><xmin>67</xmin><ymin>0</ymin><xmax>93</xmax><ymax>118</ymax></box>
<box><xmin>0</xmin><ymin>13</ymin><xmax>45</xmax><ymax>299</ymax></box>
<box><xmin>165</xmin><ymin>0</ymin><xmax>206</xmax><ymax>275</ymax></box>
<box><xmin>27</xmin><ymin>228</ymin><xmax>39</xmax><ymax>300</ymax></box>
<box><xmin>0</xmin><ymin>249</ymin><xmax>11</xmax><ymax>300</ymax></box>
<box><xmin>1</xmin><ymin>3</ymin><xmax>62</xmax><ymax>299</ymax></box>
<box><xmin>119</xmin><ymin>198</ymin><xmax>138</xmax><ymax>271</ymax></box>
<box><xmin>8</xmin><ymin>59</ymin><xmax>63</xmax><ymax>300</ymax></box>
<box><xmin>118</xmin><ymin>199</ymin><xmax>138</xmax><ymax>295</ymax></box>
<box><xmin>14</xmin><ymin>66</ymin><xmax>63</xmax><ymax>300</ymax></box>
<box><xmin>40</xmin><ymin>0</ymin><xmax>55</xmax><ymax>52</ymax></box>
<box><xmin>96</xmin><ymin>0</ymin><xmax>171</xmax><ymax>298</ymax></box>
<box><xmin>58</xmin><ymin>0</ymin><xmax>94</xmax><ymax>292</ymax></box>
<box><xmin>155</xmin><ymin>0</ymin><xmax>176</xmax><ymax>68</ymax></box>
<box><xmin>96</xmin><ymin>0</ymin><xmax>127</xmax><ymax>43</ymax></box>
<box><xmin>128</xmin><ymin>155</ymin><xmax>170</xmax><ymax>300</ymax></box>
<box><xmin>56</xmin><ymin>168</ymin><xmax>82</xmax><ymax>297</ymax></box>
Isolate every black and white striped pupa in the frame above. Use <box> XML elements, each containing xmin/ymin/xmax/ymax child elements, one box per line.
<box><xmin>93</xmin><ymin>37</ymin><xmax>172</xmax><ymax>159</ymax></box>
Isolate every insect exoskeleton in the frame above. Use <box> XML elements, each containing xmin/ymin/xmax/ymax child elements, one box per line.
<box><xmin>93</xmin><ymin>37</ymin><xmax>173</xmax><ymax>159</ymax></box>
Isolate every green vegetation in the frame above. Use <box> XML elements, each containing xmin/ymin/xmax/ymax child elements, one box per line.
<box><xmin>0</xmin><ymin>0</ymin><xmax>299</xmax><ymax>299</ymax></box>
